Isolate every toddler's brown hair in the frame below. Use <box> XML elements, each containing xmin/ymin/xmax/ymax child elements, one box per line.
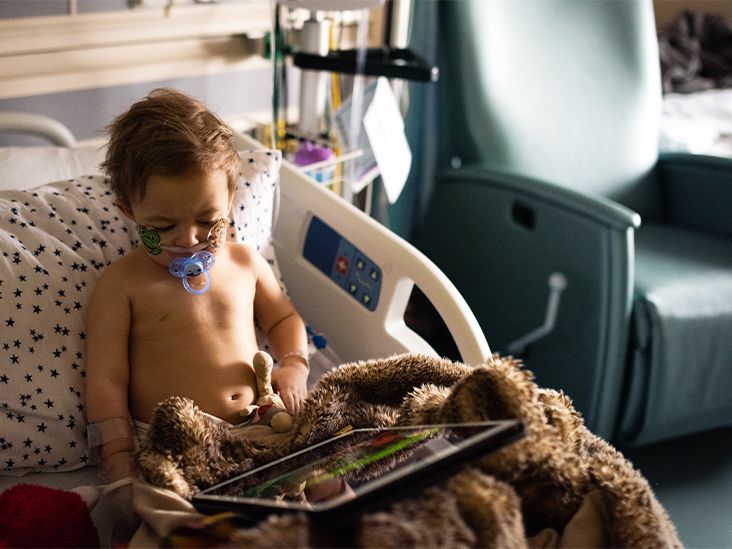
<box><xmin>102</xmin><ymin>88</ymin><xmax>241</xmax><ymax>205</ymax></box>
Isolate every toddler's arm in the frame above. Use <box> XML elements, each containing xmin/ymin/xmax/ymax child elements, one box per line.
<box><xmin>85</xmin><ymin>268</ymin><xmax>136</xmax><ymax>482</ymax></box>
<box><xmin>252</xmin><ymin>253</ymin><xmax>309</xmax><ymax>416</ymax></box>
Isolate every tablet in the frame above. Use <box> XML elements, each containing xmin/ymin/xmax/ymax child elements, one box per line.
<box><xmin>192</xmin><ymin>419</ymin><xmax>524</xmax><ymax>522</ymax></box>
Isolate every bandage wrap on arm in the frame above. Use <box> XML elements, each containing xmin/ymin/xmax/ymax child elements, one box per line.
<box><xmin>86</xmin><ymin>417</ymin><xmax>134</xmax><ymax>463</ymax></box>
<box><xmin>279</xmin><ymin>350</ymin><xmax>310</xmax><ymax>370</ymax></box>
<box><xmin>87</xmin><ymin>417</ymin><xmax>137</xmax><ymax>481</ymax></box>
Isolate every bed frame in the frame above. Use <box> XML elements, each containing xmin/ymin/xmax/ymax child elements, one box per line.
<box><xmin>237</xmin><ymin>131</ymin><xmax>489</xmax><ymax>366</ymax></box>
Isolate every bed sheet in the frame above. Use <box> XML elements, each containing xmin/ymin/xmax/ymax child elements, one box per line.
<box><xmin>0</xmin><ymin>465</ymin><xmax>99</xmax><ymax>492</ymax></box>
<box><xmin>660</xmin><ymin>89</ymin><xmax>732</xmax><ymax>157</ymax></box>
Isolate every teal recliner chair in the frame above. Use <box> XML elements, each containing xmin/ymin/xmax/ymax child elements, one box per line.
<box><xmin>417</xmin><ymin>0</ymin><xmax>732</xmax><ymax>446</ymax></box>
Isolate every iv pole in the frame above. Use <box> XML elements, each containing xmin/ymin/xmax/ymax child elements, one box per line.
<box><xmin>277</xmin><ymin>0</ymin><xmax>436</xmax><ymax>208</ymax></box>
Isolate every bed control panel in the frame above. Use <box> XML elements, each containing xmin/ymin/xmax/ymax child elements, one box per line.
<box><xmin>303</xmin><ymin>216</ymin><xmax>382</xmax><ymax>311</ymax></box>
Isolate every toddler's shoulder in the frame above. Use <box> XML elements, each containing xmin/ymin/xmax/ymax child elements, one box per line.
<box><xmin>95</xmin><ymin>249</ymin><xmax>142</xmax><ymax>289</ymax></box>
<box><xmin>226</xmin><ymin>242</ymin><xmax>260</xmax><ymax>262</ymax></box>
<box><xmin>224</xmin><ymin>243</ymin><xmax>273</xmax><ymax>278</ymax></box>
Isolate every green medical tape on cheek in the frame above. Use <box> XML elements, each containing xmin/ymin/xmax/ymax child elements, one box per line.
<box><xmin>137</xmin><ymin>225</ymin><xmax>162</xmax><ymax>255</ymax></box>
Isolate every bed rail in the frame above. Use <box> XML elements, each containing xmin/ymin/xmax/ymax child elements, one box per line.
<box><xmin>0</xmin><ymin>112</ymin><xmax>77</xmax><ymax>146</ymax></box>
<box><xmin>237</xmin><ymin>133</ymin><xmax>491</xmax><ymax>366</ymax></box>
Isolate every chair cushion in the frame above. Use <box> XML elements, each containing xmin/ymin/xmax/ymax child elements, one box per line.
<box><xmin>621</xmin><ymin>223</ymin><xmax>732</xmax><ymax>445</ymax></box>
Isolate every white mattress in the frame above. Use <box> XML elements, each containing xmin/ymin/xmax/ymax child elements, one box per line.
<box><xmin>0</xmin><ymin>465</ymin><xmax>100</xmax><ymax>492</ymax></box>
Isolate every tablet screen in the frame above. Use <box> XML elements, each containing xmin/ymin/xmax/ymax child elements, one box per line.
<box><xmin>194</xmin><ymin>420</ymin><xmax>523</xmax><ymax>516</ymax></box>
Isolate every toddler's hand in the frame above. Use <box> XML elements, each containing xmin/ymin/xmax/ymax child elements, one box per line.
<box><xmin>272</xmin><ymin>361</ymin><xmax>308</xmax><ymax>416</ymax></box>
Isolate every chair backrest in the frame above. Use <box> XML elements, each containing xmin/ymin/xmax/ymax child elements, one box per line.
<box><xmin>438</xmin><ymin>0</ymin><xmax>664</xmax><ymax>218</ymax></box>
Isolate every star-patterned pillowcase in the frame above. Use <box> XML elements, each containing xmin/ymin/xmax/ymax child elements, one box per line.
<box><xmin>230</xmin><ymin>150</ymin><xmax>285</xmax><ymax>355</ymax></box>
<box><xmin>0</xmin><ymin>149</ymin><xmax>281</xmax><ymax>475</ymax></box>
<box><xmin>230</xmin><ymin>149</ymin><xmax>281</xmax><ymax>256</ymax></box>
<box><xmin>0</xmin><ymin>175</ymin><xmax>136</xmax><ymax>475</ymax></box>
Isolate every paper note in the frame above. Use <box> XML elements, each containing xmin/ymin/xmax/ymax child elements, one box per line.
<box><xmin>332</xmin><ymin>80</ymin><xmax>380</xmax><ymax>193</ymax></box>
<box><xmin>363</xmin><ymin>78</ymin><xmax>412</xmax><ymax>203</ymax></box>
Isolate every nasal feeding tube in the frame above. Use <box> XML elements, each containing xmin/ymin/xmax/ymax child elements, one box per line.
<box><xmin>137</xmin><ymin>217</ymin><xmax>229</xmax><ymax>296</ymax></box>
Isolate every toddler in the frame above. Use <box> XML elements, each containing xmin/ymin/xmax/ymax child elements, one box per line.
<box><xmin>85</xmin><ymin>89</ymin><xmax>308</xmax><ymax>483</ymax></box>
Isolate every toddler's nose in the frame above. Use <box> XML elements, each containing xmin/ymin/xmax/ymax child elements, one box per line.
<box><xmin>174</xmin><ymin>225</ymin><xmax>203</xmax><ymax>249</ymax></box>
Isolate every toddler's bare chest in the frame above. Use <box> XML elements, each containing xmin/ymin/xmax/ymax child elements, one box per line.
<box><xmin>132</xmin><ymin>273</ymin><xmax>255</xmax><ymax>336</ymax></box>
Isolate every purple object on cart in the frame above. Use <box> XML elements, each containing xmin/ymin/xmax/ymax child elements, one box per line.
<box><xmin>294</xmin><ymin>141</ymin><xmax>334</xmax><ymax>183</ymax></box>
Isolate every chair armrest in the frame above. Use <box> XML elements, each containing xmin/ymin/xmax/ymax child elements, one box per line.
<box><xmin>658</xmin><ymin>153</ymin><xmax>732</xmax><ymax>239</ymax></box>
<box><xmin>454</xmin><ymin>165</ymin><xmax>641</xmax><ymax>230</ymax></box>
<box><xmin>420</xmin><ymin>165</ymin><xmax>639</xmax><ymax>439</ymax></box>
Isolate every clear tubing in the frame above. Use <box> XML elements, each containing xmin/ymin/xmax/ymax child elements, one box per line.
<box><xmin>343</xmin><ymin>8</ymin><xmax>370</xmax><ymax>204</ymax></box>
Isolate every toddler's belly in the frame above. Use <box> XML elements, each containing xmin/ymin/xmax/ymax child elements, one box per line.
<box><xmin>129</xmin><ymin>348</ymin><xmax>259</xmax><ymax>425</ymax></box>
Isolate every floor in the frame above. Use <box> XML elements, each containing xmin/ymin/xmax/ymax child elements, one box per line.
<box><xmin>622</xmin><ymin>427</ymin><xmax>732</xmax><ymax>549</ymax></box>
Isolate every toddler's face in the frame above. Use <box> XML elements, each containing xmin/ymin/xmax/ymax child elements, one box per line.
<box><xmin>124</xmin><ymin>168</ymin><xmax>233</xmax><ymax>269</ymax></box>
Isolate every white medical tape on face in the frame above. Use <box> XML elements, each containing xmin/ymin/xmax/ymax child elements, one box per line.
<box><xmin>160</xmin><ymin>242</ymin><xmax>210</xmax><ymax>254</ymax></box>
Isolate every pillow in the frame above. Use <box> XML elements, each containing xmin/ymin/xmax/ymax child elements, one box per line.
<box><xmin>231</xmin><ymin>150</ymin><xmax>286</xmax><ymax>359</ymax></box>
<box><xmin>0</xmin><ymin>149</ymin><xmax>281</xmax><ymax>475</ymax></box>
<box><xmin>231</xmin><ymin>150</ymin><xmax>281</xmax><ymax>254</ymax></box>
<box><xmin>0</xmin><ymin>144</ymin><xmax>105</xmax><ymax>192</ymax></box>
<box><xmin>0</xmin><ymin>175</ymin><xmax>136</xmax><ymax>475</ymax></box>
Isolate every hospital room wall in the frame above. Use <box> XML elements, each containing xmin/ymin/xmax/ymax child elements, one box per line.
<box><xmin>0</xmin><ymin>2</ymin><xmax>279</xmax><ymax>147</ymax></box>
<box><xmin>0</xmin><ymin>69</ymin><xmax>275</xmax><ymax>147</ymax></box>
<box><xmin>653</xmin><ymin>0</ymin><xmax>732</xmax><ymax>28</ymax></box>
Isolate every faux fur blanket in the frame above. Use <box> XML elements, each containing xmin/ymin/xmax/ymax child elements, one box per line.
<box><xmin>136</xmin><ymin>354</ymin><xmax>681</xmax><ymax>548</ymax></box>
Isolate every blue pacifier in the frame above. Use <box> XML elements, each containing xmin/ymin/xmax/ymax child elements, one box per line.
<box><xmin>169</xmin><ymin>251</ymin><xmax>215</xmax><ymax>295</ymax></box>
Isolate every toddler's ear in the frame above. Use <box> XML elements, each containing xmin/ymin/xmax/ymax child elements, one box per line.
<box><xmin>115</xmin><ymin>200</ymin><xmax>134</xmax><ymax>221</ymax></box>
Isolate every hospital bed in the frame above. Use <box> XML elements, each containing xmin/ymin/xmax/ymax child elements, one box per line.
<box><xmin>0</xmin><ymin>112</ymin><xmax>683</xmax><ymax>549</ymax></box>
<box><xmin>0</xmin><ymin>111</ymin><xmax>489</xmax><ymax>497</ymax></box>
